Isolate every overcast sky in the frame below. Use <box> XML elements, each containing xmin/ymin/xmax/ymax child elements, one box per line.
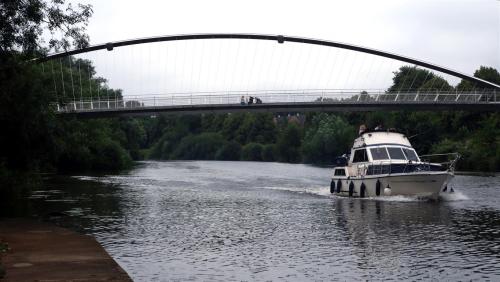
<box><xmin>67</xmin><ymin>0</ymin><xmax>500</xmax><ymax>96</ymax></box>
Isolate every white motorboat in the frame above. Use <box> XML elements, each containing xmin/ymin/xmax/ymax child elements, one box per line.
<box><xmin>330</xmin><ymin>129</ymin><xmax>459</xmax><ymax>199</ymax></box>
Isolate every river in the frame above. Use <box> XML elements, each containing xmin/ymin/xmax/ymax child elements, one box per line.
<box><xmin>30</xmin><ymin>161</ymin><xmax>500</xmax><ymax>281</ymax></box>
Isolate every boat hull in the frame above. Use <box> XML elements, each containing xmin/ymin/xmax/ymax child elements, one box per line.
<box><xmin>331</xmin><ymin>172</ymin><xmax>453</xmax><ymax>199</ymax></box>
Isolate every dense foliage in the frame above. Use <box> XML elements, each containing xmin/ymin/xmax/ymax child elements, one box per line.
<box><xmin>0</xmin><ymin>0</ymin><xmax>134</xmax><ymax>215</ymax></box>
<box><xmin>145</xmin><ymin>66</ymin><xmax>500</xmax><ymax>172</ymax></box>
<box><xmin>1</xmin><ymin>0</ymin><xmax>93</xmax><ymax>53</ymax></box>
<box><xmin>147</xmin><ymin>113</ymin><xmax>301</xmax><ymax>163</ymax></box>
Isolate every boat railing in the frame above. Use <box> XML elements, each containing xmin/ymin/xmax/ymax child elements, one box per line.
<box><xmin>369</xmin><ymin>160</ymin><xmax>414</xmax><ymax>175</ymax></box>
<box><xmin>419</xmin><ymin>153</ymin><xmax>461</xmax><ymax>173</ymax></box>
<box><xmin>365</xmin><ymin>160</ymin><xmax>393</xmax><ymax>175</ymax></box>
<box><xmin>363</xmin><ymin>153</ymin><xmax>460</xmax><ymax>176</ymax></box>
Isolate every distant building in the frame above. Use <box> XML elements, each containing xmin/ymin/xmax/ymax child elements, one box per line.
<box><xmin>273</xmin><ymin>113</ymin><xmax>306</xmax><ymax>126</ymax></box>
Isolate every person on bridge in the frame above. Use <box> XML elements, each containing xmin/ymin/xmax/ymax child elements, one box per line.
<box><xmin>240</xmin><ymin>96</ymin><xmax>246</xmax><ymax>105</ymax></box>
<box><xmin>248</xmin><ymin>96</ymin><xmax>254</xmax><ymax>105</ymax></box>
<box><xmin>256</xmin><ymin>97</ymin><xmax>262</xmax><ymax>104</ymax></box>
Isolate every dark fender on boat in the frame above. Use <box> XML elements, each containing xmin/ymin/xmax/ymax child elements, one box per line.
<box><xmin>360</xmin><ymin>183</ymin><xmax>366</xmax><ymax>198</ymax></box>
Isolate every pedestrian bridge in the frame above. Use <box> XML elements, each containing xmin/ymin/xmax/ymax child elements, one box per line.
<box><xmin>57</xmin><ymin>89</ymin><xmax>499</xmax><ymax>118</ymax></box>
<box><xmin>36</xmin><ymin>33</ymin><xmax>500</xmax><ymax>117</ymax></box>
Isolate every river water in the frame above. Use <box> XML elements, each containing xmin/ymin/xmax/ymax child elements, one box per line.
<box><xmin>31</xmin><ymin>161</ymin><xmax>500</xmax><ymax>281</ymax></box>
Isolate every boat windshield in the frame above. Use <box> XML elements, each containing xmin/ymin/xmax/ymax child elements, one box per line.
<box><xmin>403</xmin><ymin>148</ymin><xmax>419</xmax><ymax>161</ymax></box>
<box><xmin>387</xmin><ymin>147</ymin><xmax>406</xmax><ymax>160</ymax></box>
<box><xmin>370</xmin><ymin>147</ymin><xmax>389</xmax><ymax>160</ymax></box>
<box><xmin>366</xmin><ymin>146</ymin><xmax>420</xmax><ymax>162</ymax></box>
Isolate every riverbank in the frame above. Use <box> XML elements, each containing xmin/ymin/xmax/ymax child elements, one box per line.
<box><xmin>0</xmin><ymin>218</ymin><xmax>131</xmax><ymax>281</ymax></box>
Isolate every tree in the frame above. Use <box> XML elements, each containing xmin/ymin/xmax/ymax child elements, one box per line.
<box><xmin>276</xmin><ymin>123</ymin><xmax>303</xmax><ymax>163</ymax></box>
<box><xmin>388</xmin><ymin>66</ymin><xmax>435</xmax><ymax>93</ymax></box>
<box><xmin>1</xmin><ymin>0</ymin><xmax>93</xmax><ymax>54</ymax></box>
<box><xmin>262</xmin><ymin>144</ymin><xmax>277</xmax><ymax>162</ymax></box>
<box><xmin>241</xmin><ymin>143</ymin><xmax>264</xmax><ymax>161</ymax></box>
<box><xmin>1</xmin><ymin>0</ymin><xmax>93</xmax><ymax>169</ymax></box>
<box><xmin>235</xmin><ymin>113</ymin><xmax>277</xmax><ymax>144</ymax></box>
<box><xmin>456</xmin><ymin>66</ymin><xmax>500</xmax><ymax>94</ymax></box>
<box><xmin>221</xmin><ymin>113</ymin><xmax>246</xmax><ymax>141</ymax></box>
<box><xmin>171</xmin><ymin>133</ymin><xmax>226</xmax><ymax>160</ymax></box>
<box><xmin>201</xmin><ymin>113</ymin><xmax>227</xmax><ymax>133</ymax></box>
<box><xmin>418</xmin><ymin>76</ymin><xmax>453</xmax><ymax>92</ymax></box>
<box><xmin>302</xmin><ymin>114</ymin><xmax>355</xmax><ymax>164</ymax></box>
<box><xmin>215</xmin><ymin>141</ymin><xmax>242</xmax><ymax>161</ymax></box>
<box><xmin>349</xmin><ymin>90</ymin><xmax>374</xmax><ymax>102</ymax></box>
<box><xmin>0</xmin><ymin>56</ymin><xmax>54</xmax><ymax>170</ymax></box>
<box><xmin>119</xmin><ymin>118</ymin><xmax>147</xmax><ymax>160</ymax></box>
<box><xmin>473</xmin><ymin>66</ymin><xmax>500</xmax><ymax>85</ymax></box>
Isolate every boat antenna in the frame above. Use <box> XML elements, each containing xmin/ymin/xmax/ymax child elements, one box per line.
<box><xmin>408</xmin><ymin>127</ymin><xmax>434</xmax><ymax>139</ymax></box>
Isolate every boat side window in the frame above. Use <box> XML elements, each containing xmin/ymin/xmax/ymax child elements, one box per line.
<box><xmin>403</xmin><ymin>148</ymin><xmax>419</xmax><ymax>161</ymax></box>
<box><xmin>387</xmin><ymin>147</ymin><xmax>406</xmax><ymax>160</ymax></box>
<box><xmin>334</xmin><ymin>168</ymin><xmax>346</xmax><ymax>176</ymax></box>
<box><xmin>352</xmin><ymin>149</ymin><xmax>368</xmax><ymax>163</ymax></box>
<box><xmin>370</xmin><ymin>147</ymin><xmax>389</xmax><ymax>160</ymax></box>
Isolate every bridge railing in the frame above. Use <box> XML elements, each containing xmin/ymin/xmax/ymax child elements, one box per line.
<box><xmin>53</xmin><ymin>89</ymin><xmax>499</xmax><ymax>113</ymax></box>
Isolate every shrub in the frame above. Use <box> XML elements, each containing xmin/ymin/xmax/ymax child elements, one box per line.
<box><xmin>171</xmin><ymin>133</ymin><xmax>225</xmax><ymax>160</ymax></box>
<box><xmin>262</xmin><ymin>144</ymin><xmax>277</xmax><ymax>162</ymax></box>
<box><xmin>302</xmin><ymin>115</ymin><xmax>355</xmax><ymax>164</ymax></box>
<box><xmin>241</xmin><ymin>143</ymin><xmax>264</xmax><ymax>161</ymax></box>
<box><xmin>91</xmin><ymin>139</ymin><xmax>132</xmax><ymax>171</ymax></box>
<box><xmin>276</xmin><ymin>124</ymin><xmax>303</xmax><ymax>163</ymax></box>
<box><xmin>215</xmin><ymin>141</ymin><xmax>242</xmax><ymax>160</ymax></box>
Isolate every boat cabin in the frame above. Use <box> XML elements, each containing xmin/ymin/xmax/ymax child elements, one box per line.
<box><xmin>349</xmin><ymin>131</ymin><xmax>419</xmax><ymax>165</ymax></box>
<box><xmin>331</xmin><ymin>131</ymin><xmax>443</xmax><ymax>178</ymax></box>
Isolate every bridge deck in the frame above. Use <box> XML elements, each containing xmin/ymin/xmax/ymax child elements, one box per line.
<box><xmin>55</xmin><ymin>91</ymin><xmax>499</xmax><ymax>118</ymax></box>
<box><xmin>60</xmin><ymin>101</ymin><xmax>500</xmax><ymax>118</ymax></box>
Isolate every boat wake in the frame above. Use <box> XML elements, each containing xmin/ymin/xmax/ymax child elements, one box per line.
<box><xmin>262</xmin><ymin>186</ymin><xmax>432</xmax><ymax>202</ymax></box>
<box><xmin>358</xmin><ymin>190</ymin><xmax>470</xmax><ymax>202</ymax></box>
<box><xmin>438</xmin><ymin>190</ymin><xmax>469</xmax><ymax>201</ymax></box>
<box><xmin>366</xmin><ymin>195</ymin><xmax>424</xmax><ymax>202</ymax></box>
<box><xmin>281</xmin><ymin>185</ymin><xmax>471</xmax><ymax>203</ymax></box>
<box><xmin>258</xmin><ymin>186</ymin><xmax>332</xmax><ymax>197</ymax></box>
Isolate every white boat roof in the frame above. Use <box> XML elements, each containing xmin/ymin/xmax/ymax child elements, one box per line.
<box><xmin>353</xmin><ymin>131</ymin><xmax>412</xmax><ymax>149</ymax></box>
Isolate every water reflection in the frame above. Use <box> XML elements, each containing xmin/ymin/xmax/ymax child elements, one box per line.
<box><xmin>329</xmin><ymin>195</ymin><xmax>500</xmax><ymax>280</ymax></box>
<box><xmin>31</xmin><ymin>175</ymin><xmax>126</xmax><ymax>234</ymax></box>
<box><xmin>27</xmin><ymin>161</ymin><xmax>500</xmax><ymax>281</ymax></box>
